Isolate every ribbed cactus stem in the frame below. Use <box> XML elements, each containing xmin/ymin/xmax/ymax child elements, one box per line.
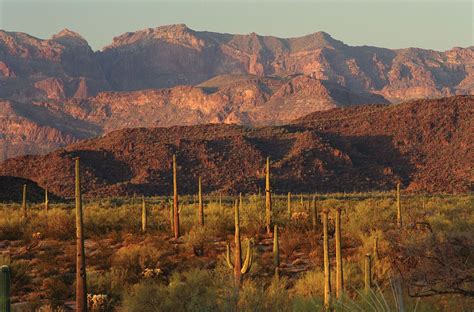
<box><xmin>141</xmin><ymin>196</ymin><xmax>147</xmax><ymax>233</ymax></box>
<box><xmin>396</xmin><ymin>182</ymin><xmax>402</xmax><ymax>227</ymax></box>
<box><xmin>75</xmin><ymin>158</ymin><xmax>87</xmax><ymax>312</ymax></box>
<box><xmin>21</xmin><ymin>184</ymin><xmax>27</xmax><ymax>218</ymax></box>
<box><xmin>265</xmin><ymin>157</ymin><xmax>272</xmax><ymax>235</ymax></box>
<box><xmin>335</xmin><ymin>207</ymin><xmax>343</xmax><ymax>299</ymax></box>
<box><xmin>44</xmin><ymin>188</ymin><xmax>49</xmax><ymax>211</ymax></box>
<box><xmin>364</xmin><ymin>253</ymin><xmax>372</xmax><ymax>294</ymax></box>
<box><xmin>287</xmin><ymin>192</ymin><xmax>291</xmax><ymax>218</ymax></box>
<box><xmin>322</xmin><ymin>209</ymin><xmax>331</xmax><ymax>309</ymax></box>
<box><xmin>234</xmin><ymin>195</ymin><xmax>242</xmax><ymax>286</ymax></box>
<box><xmin>198</xmin><ymin>177</ymin><xmax>204</xmax><ymax>226</ymax></box>
<box><xmin>311</xmin><ymin>195</ymin><xmax>317</xmax><ymax>232</ymax></box>
<box><xmin>219</xmin><ymin>192</ymin><xmax>222</xmax><ymax>210</ymax></box>
<box><xmin>373</xmin><ymin>236</ymin><xmax>379</xmax><ymax>262</ymax></box>
<box><xmin>273</xmin><ymin>225</ymin><xmax>280</xmax><ymax>268</ymax></box>
<box><xmin>173</xmin><ymin>154</ymin><xmax>180</xmax><ymax>239</ymax></box>
<box><xmin>0</xmin><ymin>265</ymin><xmax>10</xmax><ymax>312</ymax></box>
<box><xmin>169</xmin><ymin>198</ymin><xmax>174</xmax><ymax>234</ymax></box>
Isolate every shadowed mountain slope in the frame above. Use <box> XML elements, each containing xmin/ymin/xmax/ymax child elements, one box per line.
<box><xmin>0</xmin><ymin>96</ymin><xmax>471</xmax><ymax>198</ymax></box>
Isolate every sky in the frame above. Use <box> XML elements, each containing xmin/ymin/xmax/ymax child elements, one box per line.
<box><xmin>0</xmin><ymin>0</ymin><xmax>472</xmax><ymax>51</ymax></box>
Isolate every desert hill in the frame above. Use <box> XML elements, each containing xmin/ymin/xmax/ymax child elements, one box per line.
<box><xmin>0</xmin><ymin>96</ymin><xmax>471</xmax><ymax>198</ymax></box>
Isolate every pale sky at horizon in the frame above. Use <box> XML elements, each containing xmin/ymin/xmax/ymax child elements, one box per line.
<box><xmin>0</xmin><ymin>0</ymin><xmax>472</xmax><ymax>51</ymax></box>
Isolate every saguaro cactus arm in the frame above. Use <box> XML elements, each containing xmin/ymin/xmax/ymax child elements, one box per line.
<box><xmin>273</xmin><ymin>225</ymin><xmax>280</xmax><ymax>267</ymax></box>
<box><xmin>241</xmin><ymin>239</ymin><xmax>253</xmax><ymax>274</ymax></box>
<box><xmin>225</xmin><ymin>242</ymin><xmax>234</xmax><ymax>269</ymax></box>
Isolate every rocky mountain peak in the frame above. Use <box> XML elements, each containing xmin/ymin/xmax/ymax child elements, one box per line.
<box><xmin>51</xmin><ymin>28</ymin><xmax>89</xmax><ymax>46</ymax></box>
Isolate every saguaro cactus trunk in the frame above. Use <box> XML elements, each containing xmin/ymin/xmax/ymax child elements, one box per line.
<box><xmin>173</xmin><ymin>154</ymin><xmax>180</xmax><ymax>239</ymax></box>
<box><xmin>373</xmin><ymin>236</ymin><xmax>379</xmax><ymax>262</ymax></box>
<box><xmin>141</xmin><ymin>196</ymin><xmax>147</xmax><ymax>234</ymax></box>
<box><xmin>44</xmin><ymin>188</ymin><xmax>49</xmax><ymax>211</ymax></box>
<box><xmin>198</xmin><ymin>177</ymin><xmax>204</xmax><ymax>226</ymax></box>
<box><xmin>335</xmin><ymin>208</ymin><xmax>343</xmax><ymax>299</ymax></box>
<box><xmin>311</xmin><ymin>195</ymin><xmax>318</xmax><ymax>232</ymax></box>
<box><xmin>265</xmin><ymin>157</ymin><xmax>272</xmax><ymax>235</ymax></box>
<box><xmin>273</xmin><ymin>224</ymin><xmax>280</xmax><ymax>277</ymax></box>
<box><xmin>287</xmin><ymin>192</ymin><xmax>291</xmax><ymax>218</ymax></box>
<box><xmin>322</xmin><ymin>209</ymin><xmax>331</xmax><ymax>309</ymax></box>
<box><xmin>364</xmin><ymin>253</ymin><xmax>372</xmax><ymax>295</ymax></box>
<box><xmin>21</xmin><ymin>184</ymin><xmax>27</xmax><ymax>218</ymax></box>
<box><xmin>396</xmin><ymin>182</ymin><xmax>402</xmax><ymax>227</ymax></box>
<box><xmin>225</xmin><ymin>194</ymin><xmax>253</xmax><ymax>288</ymax></box>
<box><xmin>0</xmin><ymin>265</ymin><xmax>10</xmax><ymax>312</ymax></box>
<box><xmin>75</xmin><ymin>158</ymin><xmax>87</xmax><ymax>312</ymax></box>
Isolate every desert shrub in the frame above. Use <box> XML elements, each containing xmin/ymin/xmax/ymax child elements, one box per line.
<box><xmin>37</xmin><ymin>209</ymin><xmax>75</xmax><ymax>240</ymax></box>
<box><xmin>111</xmin><ymin>242</ymin><xmax>163</xmax><ymax>284</ymax></box>
<box><xmin>121</xmin><ymin>280</ymin><xmax>165</xmax><ymax>312</ymax></box>
<box><xmin>87</xmin><ymin>270</ymin><xmax>125</xmax><ymax>302</ymax></box>
<box><xmin>0</xmin><ymin>211</ymin><xmax>26</xmax><ymax>240</ymax></box>
<box><xmin>183</xmin><ymin>226</ymin><xmax>212</xmax><ymax>256</ymax></box>
<box><xmin>0</xmin><ymin>254</ymin><xmax>32</xmax><ymax>294</ymax></box>
<box><xmin>291</xmin><ymin>268</ymin><xmax>325</xmax><ymax>298</ymax></box>
<box><xmin>122</xmin><ymin>269</ymin><xmax>218</xmax><ymax>312</ymax></box>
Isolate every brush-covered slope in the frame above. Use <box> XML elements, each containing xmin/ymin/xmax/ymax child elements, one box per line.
<box><xmin>0</xmin><ymin>96</ymin><xmax>471</xmax><ymax>197</ymax></box>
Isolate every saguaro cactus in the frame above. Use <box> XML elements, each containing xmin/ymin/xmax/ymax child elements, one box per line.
<box><xmin>265</xmin><ymin>157</ymin><xmax>272</xmax><ymax>235</ymax></box>
<box><xmin>0</xmin><ymin>265</ymin><xmax>10</xmax><ymax>312</ymax></box>
<box><xmin>373</xmin><ymin>236</ymin><xmax>379</xmax><ymax>262</ymax></box>
<box><xmin>396</xmin><ymin>182</ymin><xmax>402</xmax><ymax>227</ymax></box>
<box><xmin>335</xmin><ymin>207</ymin><xmax>343</xmax><ymax>299</ymax></box>
<box><xmin>44</xmin><ymin>188</ymin><xmax>49</xmax><ymax>211</ymax></box>
<box><xmin>173</xmin><ymin>154</ymin><xmax>180</xmax><ymax>239</ymax></box>
<box><xmin>364</xmin><ymin>253</ymin><xmax>372</xmax><ymax>294</ymax></box>
<box><xmin>311</xmin><ymin>195</ymin><xmax>318</xmax><ymax>232</ymax></box>
<box><xmin>198</xmin><ymin>177</ymin><xmax>204</xmax><ymax>226</ymax></box>
<box><xmin>322</xmin><ymin>209</ymin><xmax>331</xmax><ymax>309</ymax></box>
<box><xmin>273</xmin><ymin>224</ymin><xmax>280</xmax><ymax>276</ymax></box>
<box><xmin>141</xmin><ymin>196</ymin><xmax>147</xmax><ymax>234</ymax></box>
<box><xmin>169</xmin><ymin>198</ymin><xmax>174</xmax><ymax>234</ymax></box>
<box><xmin>225</xmin><ymin>194</ymin><xmax>253</xmax><ymax>287</ymax></box>
<box><xmin>300</xmin><ymin>193</ymin><xmax>304</xmax><ymax>209</ymax></box>
<box><xmin>75</xmin><ymin>158</ymin><xmax>87</xmax><ymax>312</ymax></box>
<box><xmin>287</xmin><ymin>192</ymin><xmax>291</xmax><ymax>218</ymax></box>
<box><xmin>21</xmin><ymin>184</ymin><xmax>27</xmax><ymax>218</ymax></box>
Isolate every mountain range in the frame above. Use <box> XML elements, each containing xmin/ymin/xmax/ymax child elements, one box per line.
<box><xmin>0</xmin><ymin>24</ymin><xmax>473</xmax><ymax>162</ymax></box>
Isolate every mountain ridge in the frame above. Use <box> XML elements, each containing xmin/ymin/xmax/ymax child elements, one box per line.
<box><xmin>0</xmin><ymin>95</ymin><xmax>471</xmax><ymax>197</ymax></box>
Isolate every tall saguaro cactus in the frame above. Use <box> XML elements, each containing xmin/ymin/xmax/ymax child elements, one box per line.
<box><xmin>141</xmin><ymin>196</ymin><xmax>147</xmax><ymax>234</ymax></box>
<box><xmin>335</xmin><ymin>208</ymin><xmax>343</xmax><ymax>299</ymax></box>
<box><xmin>44</xmin><ymin>188</ymin><xmax>49</xmax><ymax>211</ymax></box>
<box><xmin>322</xmin><ymin>209</ymin><xmax>331</xmax><ymax>309</ymax></box>
<box><xmin>373</xmin><ymin>236</ymin><xmax>379</xmax><ymax>262</ymax></box>
<box><xmin>75</xmin><ymin>158</ymin><xmax>87</xmax><ymax>312</ymax></box>
<box><xmin>273</xmin><ymin>224</ymin><xmax>280</xmax><ymax>276</ymax></box>
<box><xmin>311</xmin><ymin>195</ymin><xmax>318</xmax><ymax>232</ymax></box>
<box><xmin>364</xmin><ymin>253</ymin><xmax>372</xmax><ymax>294</ymax></box>
<box><xmin>225</xmin><ymin>194</ymin><xmax>253</xmax><ymax>287</ymax></box>
<box><xmin>0</xmin><ymin>265</ymin><xmax>10</xmax><ymax>312</ymax></box>
<box><xmin>287</xmin><ymin>192</ymin><xmax>291</xmax><ymax>218</ymax></box>
<box><xmin>265</xmin><ymin>157</ymin><xmax>272</xmax><ymax>235</ymax></box>
<box><xmin>173</xmin><ymin>154</ymin><xmax>180</xmax><ymax>239</ymax></box>
<box><xmin>396</xmin><ymin>182</ymin><xmax>402</xmax><ymax>227</ymax></box>
<box><xmin>21</xmin><ymin>184</ymin><xmax>27</xmax><ymax>218</ymax></box>
<box><xmin>198</xmin><ymin>176</ymin><xmax>204</xmax><ymax>226</ymax></box>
